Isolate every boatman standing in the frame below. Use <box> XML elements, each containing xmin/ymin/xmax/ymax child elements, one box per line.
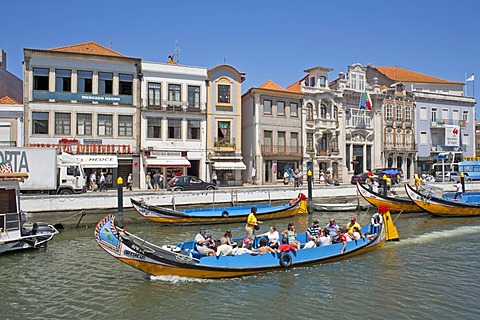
<box><xmin>245</xmin><ymin>207</ymin><xmax>262</xmax><ymax>240</ymax></box>
<box><xmin>454</xmin><ymin>180</ymin><xmax>463</xmax><ymax>200</ymax></box>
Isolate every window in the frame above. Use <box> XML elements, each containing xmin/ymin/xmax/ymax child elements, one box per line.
<box><xmin>147</xmin><ymin>118</ymin><xmax>161</xmax><ymax>138</ymax></box>
<box><xmin>217</xmin><ymin>121</ymin><xmax>230</xmax><ymax>142</ymax></box>
<box><xmin>405</xmin><ymin>106</ymin><xmax>411</xmax><ymax>122</ymax></box>
<box><xmin>188</xmin><ymin>86</ymin><xmax>200</xmax><ymax>108</ymax></box>
<box><xmin>319</xmin><ymin>76</ymin><xmax>326</xmax><ymax>87</ymax></box>
<box><xmin>77</xmin><ymin>70</ymin><xmax>93</xmax><ymax>93</ymax></box>
<box><xmin>452</xmin><ymin>109</ymin><xmax>459</xmax><ymax>121</ymax></box>
<box><xmin>385</xmin><ymin>129</ymin><xmax>393</xmax><ymax>145</ymax></box>
<box><xmin>33</xmin><ymin>68</ymin><xmax>49</xmax><ymax>90</ymax></box>
<box><xmin>395</xmin><ymin>129</ymin><xmax>403</xmax><ymax>145</ymax></box>
<box><xmin>290</xmin><ymin>103</ymin><xmax>298</xmax><ymax>117</ymax></box>
<box><xmin>55</xmin><ymin>69</ymin><xmax>71</xmax><ymax>92</ymax></box>
<box><xmin>351</xmin><ymin>74</ymin><xmax>357</xmax><ymax>90</ymax></box>
<box><xmin>320</xmin><ymin>104</ymin><xmax>327</xmax><ymax>118</ymax></box>
<box><xmin>263</xmin><ymin>100</ymin><xmax>272</xmax><ymax>114</ymax></box>
<box><xmin>278</xmin><ymin>131</ymin><xmax>286</xmax><ymax>153</ymax></box>
<box><xmin>463</xmin><ymin>110</ymin><xmax>469</xmax><ymax>122</ymax></box>
<box><xmin>442</xmin><ymin>108</ymin><xmax>448</xmax><ymax>120</ymax></box>
<box><xmin>277</xmin><ymin>101</ymin><xmax>285</xmax><ymax>116</ymax></box>
<box><xmin>396</xmin><ymin>105</ymin><xmax>402</xmax><ymax>121</ymax></box>
<box><xmin>386</xmin><ymin>104</ymin><xmax>393</xmax><ymax>120</ymax></box>
<box><xmin>306</xmin><ymin>103</ymin><xmax>314</xmax><ymax>121</ymax></box>
<box><xmin>55</xmin><ymin>112</ymin><xmax>71</xmax><ymax>135</ymax></box>
<box><xmin>119</xmin><ymin>74</ymin><xmax>133</xmax><ymax>95</ymax></box>
<box><xmin>306</xmin><ymin>133</ymin><xmax>314</xmax><ymax>151</ymax></box>
<box><xmin>420</xmin><ymin>107</ymin><xmax>427</xmax><ymax>120</ymax></box>
<box><xmin>98</xmin><ymin>114</ymin><xmax>113</xmax><ymax>136</ymax></box>
<box><xmin>118</xmin><ymin>115</ymin><xmax>133</xmax><ymax>136</ymax></box>
<box><xmin>309</xmin><ymin>77</ymin><xmax>316</xmax><ymax>87</ymax></box>
<box><xmin>218</xmin><ymin>84</ymin><xmax>230</xmax><ymax>103</ymax></box>
<box><xmin>77</xmin><ymin>113</ymin><xmax>92</xmax><ymax>135</ymax></box>
<box><xmin>148</xmin><ymin>83</ymin><xmax>161</xmax><ymax>106</ymax></box>
<box><xmin>420</xmin><ymin>131</ymin><xmax>428</xmax><ymax>145</ymax></box>
<box><xmin>463</xmin><ymin>133</ymin><xmax>470</xmax><ymax>146</ymax></box>
<box><xmin>359</xmin><ymin>74</ymin><xmax>365</xmax><ymax>91</ymax></box>
<box><xmin>32</xmin><ymin>112</ymin><xmax>48</xmax><ymax>134</ymax></box>
<box><xmin>187</xmin><ymin>120</ymin><xmax>200</xmax><ymax>139</ymax></box>
<box><xmin>431</xmin><ymin>108</ymin><xmax>437</xmax><ymax>123</ymax></box>
<box><xmin>291</xmin><ymin>132</ymin><xmax>298</xmax><ymax>153</ymax></box>
<box><xmin>405</xmin><ymin>130</ymin><xmax>413</xmax><ymax>146</ymax></box>
<box><xmin>98</xmin><ymin>72</ymin><xmax>113</xmax><ymax>94</ymax></box>
<box><xmin>263</xmin><ymin>130</ymin><xmax>272</xmax><ymax>146</ymax></box>
<box><xmin>168</xmin><ymin>84</ymin><xmax>181</xmax><ymax>103</ymax></box>
<box><xmin>168</xmin><ymin>118</ymin><xmax>181</xmax><ymax>139</ymax></box>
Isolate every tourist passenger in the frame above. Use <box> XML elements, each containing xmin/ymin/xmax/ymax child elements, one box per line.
<box><xmin>304</xmin><ymin>220</ymin><xmax>320</xmax><ymax>247</ymax></box>
<box><xmin>277</xmin><ymin>237</ymin><xmax>297</xmax><ymax>253</ymax></box>
<box><xmin>352</xmin><ymin>226</ymin><xmax>364</xmax><ymax>240</ymax></box>
<box><xmin>316</xmin><ymin>229</ymin><xmax>332</xmax><ymax>246</ymax></box>
<box><xmin>257</xmin><ymin>238</ymin><xmax>277</xmax><ymax>254</ymax></box>
<box><xmin>232</xmin><ymin>238</ymin><xmax>259</xmax><ymax>256</ymax></box>
<box><xmin>281</xmin><ymin>223</ymin><xmax>301</xmax><ymax>250</ymax></box>
<box><xmin>346</xmin><ymin>216</ymin><xmax>361</xmax><ymax>234</ymax></box>
<box><xmin>216</xmin><ymin>237</ymin><xmax>233</xmax><ymax>256</ymax></box>
<box><xmin>245</xmin><ymin>207</ymin><xmax>262</xmax><ymax>239</ymax></box>
<box><xmin>259</xmin><ymin>226</ymin><xmax>280</xmax><ymax>249</ymax></box>
<box><xmin>194</xmin><ymin>227</ymin><xmax>215</xmax><ymax>256</ymax></box>
<box><xmin>338</xmin><ymin>228</ymin><xmax>350</xmax><ymax>254</ymax></box>
<box><xmin>454</xmin><ymin>180</ymin><xmax>463</xmax><ymax>200</ymax></box>
<box><xmin>224</xmin><ymin>230</ymin><xmax>237</xmax><ymax>247</ymax></box>
<box><xmin>325</xmin><ymin>218</ymin><xmax>340</xmax><ymax>238</ymax></box>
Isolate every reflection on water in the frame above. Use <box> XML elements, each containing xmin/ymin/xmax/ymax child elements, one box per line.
<box><xmin>1</xmin><ymin>210</ymin><xmax>480</xmax><ymax>319</ymax></box>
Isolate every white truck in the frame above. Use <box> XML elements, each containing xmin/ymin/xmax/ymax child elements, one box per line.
<box><xmin>0</xmin><ymin>147</ymin><xmax>87</xmax><ymax>195</ymax></box>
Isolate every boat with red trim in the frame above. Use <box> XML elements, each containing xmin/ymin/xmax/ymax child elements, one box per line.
<box><xmin>357</xmin><ymin>181</ymin><xmax>422</xmax><ymax>213</ymax></box>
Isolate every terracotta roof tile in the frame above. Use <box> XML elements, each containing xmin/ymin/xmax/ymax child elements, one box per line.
<box><xmin>48</xmin><ymin>41</ymin><xmax>125</xmax><ymax>57</ymax></box>
<box><xmin>259</xmin><ymin>80</ymin><xmax>285</xmax><ymax>91</ymax></box>
<box><xmin>0</xmin><ymin>96</ymin><xmax>21</xmax><ymax>104</ymax></box>
<box><xmin>286</xmin><ymin>76</ymin><xmax>307</xmax><ymax>93</ymax></box>
<box><xmin>374</xmin><ymin>66</ymin><xmax>463</xmax><ymax>85</ymax></box>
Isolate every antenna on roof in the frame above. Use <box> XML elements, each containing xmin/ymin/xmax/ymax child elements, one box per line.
<box><xmin>175</xmin><ymin>40</ymin><xmax>181</xmax><ymax>63</ymax></box>
<box><xmin>224</xmin><ymin>57</ymin><xmax>226</xmax><ymax>64</ymax></box>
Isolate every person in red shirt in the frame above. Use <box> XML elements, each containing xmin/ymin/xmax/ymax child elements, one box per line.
<box><xmin>277</xmin><ymin>237</ymin><xmax>297</xmax><ymax>253</ymax></box>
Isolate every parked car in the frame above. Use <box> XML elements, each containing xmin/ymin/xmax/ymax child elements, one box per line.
<box><xmin>434</xmin><ymin>171</ymin><xmax>465</xmax><ymax>182</ymax></box>
<box><xmin>351</xmin><ymin>172</ymin><xmax>377</xmax><ymax>185</ymax></box>
<box><xmin>167</xmin><ymin>175</ymin><xmax>218</xmax><ymax>191</ymax></box>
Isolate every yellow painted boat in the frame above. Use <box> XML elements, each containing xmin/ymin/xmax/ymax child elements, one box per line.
<box><xmin>357</xmin><ymin>181</ymin><xmax>422</xmax><ymax>213</ymax></box>
<box><xmin>131</xmin><ymin>193</ymin><xmax>308</xmax><ymax>225</ymax></box>
<box><xmin>405</xmin><ymin>184</ymin><xmax>480</xmax><ymax>217</ymax></box>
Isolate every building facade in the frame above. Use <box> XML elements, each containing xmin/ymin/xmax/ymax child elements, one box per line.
<box><xmin>206</xmin><ymin>65</ymin><xmax>245</xmax><ymax>186</ymax></box>
<box><xmin>140</xmin><ymin>58</ymin><xmax>208</xmax><ymax>188</ymax></box>
<box><xmin>242</xmin><ymin>80</ymin><xmax>303</xmax><ymax>185</ymax></box>
<box><xmin>23</xmin><ymin>42</ymin><xmax>142</xmax><ymax>189</ymax></box>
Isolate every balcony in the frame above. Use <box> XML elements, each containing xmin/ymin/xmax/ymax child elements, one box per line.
<box><xmin>261</xmin><ymin>145</ymin><xmax>302</xmax><ymax>157</ymax></box>
<box><xmin>144</xmin><ymin>101</ymin><xmax>205</xmax><ymax>113</ymax></box>
<box><xmin>430</xmin><ymin>119</ymin><xmax>467</xmax><ymax>128</ymax></box>
<box><xmin>28</xmin><ymin>143</ymin><xmax>136</xmax><ymax>154</ymax></box>
<box><xmin>214</xmin><ymin>138</ymin><xmax>236</xmax><ymax>152</ymax></box>
<box><xmin>315</xmin><ymin>118</ymin><xmax>337</xmax><ymax>130</ymax></box>
<box><xmin>431</xmin><ymin>144</ymin><xmax>466</xmax><ymax>153</ymax></box>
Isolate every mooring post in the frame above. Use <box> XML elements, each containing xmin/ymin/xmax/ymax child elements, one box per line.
<box><xmin>307</xmin><ymin>161</ymin><xmax>314</xmax><ymax>214</ymax></box>
<box><xmin>117</xmin><ymin>176</ymin><xmax>124</xmax><ymax>227</ymax></box>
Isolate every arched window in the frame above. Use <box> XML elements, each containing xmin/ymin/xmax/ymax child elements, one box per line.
<box><xmin>320</xmin><ymin>104</ymin><xmax>327</xmax><ymax>119</ymax></box>
<box><xmin>306</xmin><ymin>103</ymin><xmax>314</xmax><ymax>121</ymax></box>
<box><xmin>396</xmin><ymin>129</ymin><xmax>403</xmax><ymax>145</ymax></box>
<box><xmin>385</xmin><ymin>128</ymin><xmax>393</xmax><ymax>145</ymax></box>
<box><xmin>334</xmin><ymin>106</ymin><xmax>338</xmax><ymax>120</ymax></box>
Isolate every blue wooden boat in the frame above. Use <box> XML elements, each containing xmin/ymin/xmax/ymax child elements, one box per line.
<box><xmin>131</xmin><ymin>193</ymin><xmax>308</xmax><ymax>225</ymax></box>
<box><xmin>95</xmin><ymin>211</ymin><xmax>399</xmax><ymax>279</ymax></box>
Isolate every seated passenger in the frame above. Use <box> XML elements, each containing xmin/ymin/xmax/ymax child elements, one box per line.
<box><xmin>216</xmin><ymin>237</ymin><xmax>233</xmax><ymax>256</ymax></box>
<box><xmin>338</xmin><ymin>228</ymin><xmax>351</xmax><ymax>254</ymax></box>
<box><xmin>194</xmin><ymin>227</ymin><xmax>215</xmax><ymax>256</ymax></box>
<box><xmin>307</xmin><ymin>220</ymin><xmax>320</xmax><ymax>241</ymax></box>
<box><xmin>257</xmin><ymin>238</ymin><xmax>277</xmax><ymax>254</ymax></box>
<box><xmin>259</xmin><ymin>225</ymin><xmax>280</xmax><ymax>249</ymax></box>
<box><xmin>352</xmin><ymin>226</ymin><xmax>364</xmax><ymax>240</ymax></box>
<box><xmin>232</xmin><ymin>238</ymin><xmax>260</xmax><ymax>256</ymax></box>
<box><xmin>316</xmin><ymin>228</ymin><xmax>332</xmax><ymax>246</ymax></box>
<box><xmin>345</xmin><ymin>216</ymin><xmax>361</xmax><ymax>234</ymax></box>
<box><xmin>224</xmin><ymin>230</ymin><xmax>237</xmax><ymax>247</ymax></box>
<box><xmin>277</xmin><ymin>237</ymin><xmax>297</xmax><ymax>253</ymax></box>
<box><xmin>325</xmin><ymin>218</ymin><xmax>339</xmax><ymax>238</ymax></box>
<box><xmin>281</xmin><ymin>223</ymin><xmax>301</xmax><ymax>250</ymax></box>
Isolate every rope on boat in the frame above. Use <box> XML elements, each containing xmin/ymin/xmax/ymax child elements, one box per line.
<box><xmin>392</xmin><ymin>210</ymin><xmax>403</xmax><ymax>223</ymax></box>
<box><xmin>53</xmin><ymin>209</ymin><xmax>85</xmax><ymax>222</ymax></box>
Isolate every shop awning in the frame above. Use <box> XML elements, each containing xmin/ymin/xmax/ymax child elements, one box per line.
<box><xmin>213</xmin><ymin>161</ymin><xmax>246</xmax><ymax>170</ymax></box>
<box><xmin>75</xmin><ymin>155</ymin><xmax>118</xmax><ymax>168</ymax></box>
<box><xmin>144</xmin><ymin>158</ymin><xmax>191</xmax><ymax>168</ymax></box>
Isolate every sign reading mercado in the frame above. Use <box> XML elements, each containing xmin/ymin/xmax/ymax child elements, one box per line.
<box><xmin>33</xmin><ymin>91</ymin><xmax>132</xmax><ymax>104</ymax></box>
<box><xmin>445</xmin><ymin>125</ymin><xmax>460</xmax><ymax>146</ymax></box>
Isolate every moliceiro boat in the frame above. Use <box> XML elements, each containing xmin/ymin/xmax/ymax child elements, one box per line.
<box><xmin>357</xmin><ymin>181</ymin><xmax>422</xmax><ymax>213</ymax></box>
<box><xmin>0</xmin><ymin>172</ymin><xmax>59</xmax><ymax>254</ymax></box>
<box><xmin>131</xmin><ymin>193</ymin><xmax>308</xmax><ymax>225</ymax></box>
<box><xmin>405</xmin><ymin>184</ymin><xmax>480</xmax><ymax>217</ymax></box>
<box><xmin>314</xmin><ymin>203</ymin><xmax>359</xmax><ymax>212</ymax></box>
<box><xmin>95</xmin><ymin>212</ymin><xmax>399</xmax><ymax>279</ymax></box>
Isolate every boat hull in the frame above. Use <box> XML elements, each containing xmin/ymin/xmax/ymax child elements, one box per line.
<box><xmin>405</xmin><ymin>184</ymin><xmax>480</xmax><ymax>217</ymax></box>
<box><xmin>95</xmin><ymin>214</ymin><xmax>388</xmax><ymax>279</ymax></box>
<box><xmin>131</xmin><ymin>195</ymin><xmax>308</xmax><ymax>225</ymax></box>
<box><xmin>314</xmin><ymin>203</ymin><xmax>358</xmax><ymax>211</ymax></box>
<box><xmin>357</xmin><ymin>182</ymin><xmax>421</xmax><ymax>213</ymax></box>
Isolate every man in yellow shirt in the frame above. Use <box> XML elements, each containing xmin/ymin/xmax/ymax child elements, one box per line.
<box><xmin>245</xmin><ymin>207</ymin><xmax>262</xmax><ymax>239</ymax></box>
<box><xmin>346</xmin><ymin>216</ymin><xmax>361</xmax><ymax>234</ymax></box>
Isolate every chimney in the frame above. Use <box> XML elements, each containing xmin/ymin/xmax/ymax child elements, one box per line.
<box><xmin>0</xmin><ymin>49</ymin><xmax>6</xmax><ymax>69</ymax></box>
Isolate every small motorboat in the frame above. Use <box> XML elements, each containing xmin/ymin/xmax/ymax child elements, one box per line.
<box><xmin>95</xmin><ymin>210</ymin><xmax>399</xmax><ymax>279</ymax></box>
<box><xmin>314</xmin><ymin>203</ymin><xmax>359</xmax><ymax>212</ymax></box>
<box><xmin>357</xmin><ymin>181</ymin><xmax>422</xmax><ymax>213</ymax></box>
<box><xmin>131</xmin><ymin>193</ymin><xmax>308</xmax><ymax>225</ymax></box>
<box><xmin>0</xmin><ymin>171</ymin><xmax>58</xmax><ymax>254</ymax></box>
<box><xmin>405</xmin><ymin>184</ymin><xmax>480</xmax><ymax>217</ymax></box>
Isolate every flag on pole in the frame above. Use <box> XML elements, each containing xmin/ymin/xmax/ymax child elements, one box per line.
<box><xmin>359</xmin><ymin>91</ymin><xmax>372</xmax><ymax>110</ymax></box>
<box><xmin>466</xmin><ymin>74</ymin><xmax>475</xmax><ymax>82</ymax></box>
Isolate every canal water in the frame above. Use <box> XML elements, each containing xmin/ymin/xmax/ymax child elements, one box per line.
<box><xmin>1</xmin><ymin>209</ymin><xmax>480</xmax><ymax>319</ymax></box>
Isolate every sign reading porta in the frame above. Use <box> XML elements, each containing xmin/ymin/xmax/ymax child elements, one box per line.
<box><xmin>75</xmin><ymin>155</ymin><xmax>118</xmax><ymax>168</ymax></box>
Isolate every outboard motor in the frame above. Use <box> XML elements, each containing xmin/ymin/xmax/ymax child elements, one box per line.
<box><xmin>31</xmin><ymin>222</ymin><xmax>53</xmax><ymax>247</ymax></box>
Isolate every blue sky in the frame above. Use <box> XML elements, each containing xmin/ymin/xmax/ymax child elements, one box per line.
<box><xmin>2</xmin><ymin>1</ymin><xmax>479</xmax><ymax>103</ymax></box>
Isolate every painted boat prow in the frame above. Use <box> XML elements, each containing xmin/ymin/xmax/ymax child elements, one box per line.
<box><xmin>356</xmin><ymin>181</ymin><xmax>421</xmax><ymax>213</ymax></box>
